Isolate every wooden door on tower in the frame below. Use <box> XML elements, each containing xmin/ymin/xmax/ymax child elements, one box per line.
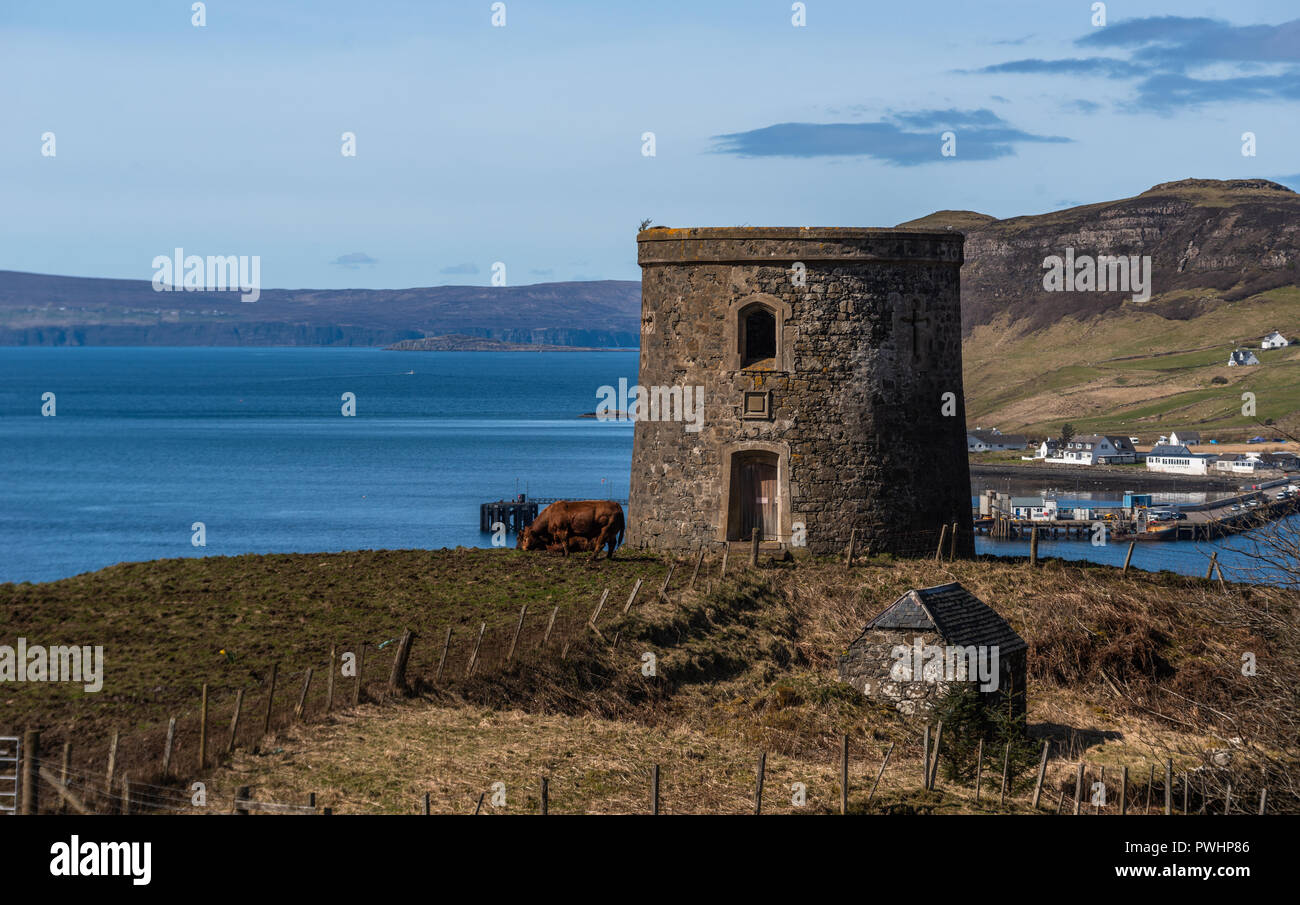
<box><xmin>737</xmin><ymin>459</ymin><xmax>778</xmax><ymax>541</ymax></box>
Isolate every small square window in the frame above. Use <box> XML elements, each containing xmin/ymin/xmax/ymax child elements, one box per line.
<box><xmin>741</xmin><ymin>390</ymin><xmax>773</xmax><ymax>420</ymax></box>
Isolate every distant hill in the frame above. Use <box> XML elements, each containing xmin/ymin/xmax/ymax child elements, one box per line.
<box><xmin>898</xmin><ymin>179</ymin><xmax>1300</xmax><ymax>438</ymax></box>
<box><xmin>0</xmin><ymin>271</ymin><xmax>641</xmax><ymax>348</ymax></box>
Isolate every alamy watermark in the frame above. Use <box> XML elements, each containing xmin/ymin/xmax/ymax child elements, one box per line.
<box><xmin>1042</xmin><ymin>247</ymin><xmax>1150</xmax><ymax>303</ymax></box>
<box><xmin>0</xmin><ymin>638</ymin><xmax>103</xmax><ymax>692</ymax></box>
<box><xmin>152</xmin><ymin>247</ymin><xmax>261</xmax><ymax>302</ymax></box>
<box><xmin>596</xmin><ymin>378</ymin><xmax>704</xmax><ymax>433</ymax></box>
<box><xmin>890</xmin><ymin>639</ymin><xmax>1001</xmax><ymax>692</ymax></box>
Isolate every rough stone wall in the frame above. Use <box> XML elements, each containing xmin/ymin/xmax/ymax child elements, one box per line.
<box><xmin>837</xmin><ymin>630</ymin><xmax>1028</xmax><ymax>718</ymax></box>
<box><xmin>627</xmin><ymin>228</ymin><xmax>974</xmax><ymax>556</ymax></box>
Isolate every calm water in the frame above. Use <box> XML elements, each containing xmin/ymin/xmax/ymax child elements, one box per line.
<box><xmin>0</xmin><ymin>347</ymin><xmax>1292</xmax><ymax>585</ymax></box>
<box><xmin>0</xmin><ymin>347</ymin><xmax>636</xmax><ymax>583</ymax></box>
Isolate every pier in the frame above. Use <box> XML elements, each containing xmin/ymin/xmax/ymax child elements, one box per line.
<box><xmin>478</xmin><ymin>495</ymin><xmax>629</xmax><ymax>533</ymax></box>
<box><xmin>976</xmin><ymin>482</ymin><xmax>1299</xmax><ymax>542</ymax></box>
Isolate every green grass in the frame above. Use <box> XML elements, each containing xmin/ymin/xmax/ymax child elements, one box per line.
<box><xmin>0</xmin><ymin>547</ymin><xmax>670</xmax><ymax>738</ymax></box>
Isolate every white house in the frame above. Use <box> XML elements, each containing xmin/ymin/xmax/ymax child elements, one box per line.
<box><xmin>1010</xmin><ymin>497</ymin><xmax>1058</xmax><ymax>520</ymax></box>
<box><xmin>1169</xmin><ymin>430</ymin><xmax>1201</xmax><ymax>447</ymax></box>
<box><xmin>1215</xmin><ymin>454</ymin><xmax>1258</xmax><ymax>474</ymax></box>
<box><xmin>1147</xmin><ymin>444</ymin><xmax>1218</xmax><ymax>476</ymax></box>
<box><xmin>1261</xmin><ymin>330</ymin><xmax>1289</xmax><ymax>350</ymax></box>
<box><xmin>1055</xmin><ymin>434</ymin><xmax>1137</xmax><ymax>465</ymax></box>
<box><xmin>1230</xmin><ymin>349</ymin><xmax>1260</xmax><ymax>366</ymax></box>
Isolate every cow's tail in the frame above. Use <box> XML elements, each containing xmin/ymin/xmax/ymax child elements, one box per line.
<box><xmin>616</xmin><ymin>516</ymin><xmax>625</xmax><ymax>551</ymax></box>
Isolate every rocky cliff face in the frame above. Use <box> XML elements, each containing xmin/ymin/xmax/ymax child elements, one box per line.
<box><xmin>901</xmin><ymin>179</ymin><xmax>1300</xmax><ymax>334</ymax></box>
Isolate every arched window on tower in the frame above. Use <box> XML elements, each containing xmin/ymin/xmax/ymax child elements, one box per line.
<box><xmin>739</xmin><ymin>304</ymin><xmax>777</xmax><ymax>368</ymax></box>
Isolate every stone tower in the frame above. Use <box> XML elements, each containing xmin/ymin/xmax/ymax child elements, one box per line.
<box><xmin>626</xmin><ymin>227</ymin><xmax>973</xmax><ymax>557</ymax></box>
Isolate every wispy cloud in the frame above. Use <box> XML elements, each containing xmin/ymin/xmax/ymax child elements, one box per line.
<box><xmin>969</xmin><ymin>16</ymin><xmax>1300</xmax><ymax>112</ymax></box>
<box><xmin>710</xmin><ymin>109</ymin><xmax>1068</xmax><ymax>166</ymax></box>
<box><xmin>330</xmin><ymin>252</ymin><xmax>377</xmax><ymax>269</ymax></box>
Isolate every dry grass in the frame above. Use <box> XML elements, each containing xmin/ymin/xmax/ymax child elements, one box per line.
<box><xmin>9</xmin><ymin>548</ymin><xmax>1298</xmax><ymax>814</ymax></box>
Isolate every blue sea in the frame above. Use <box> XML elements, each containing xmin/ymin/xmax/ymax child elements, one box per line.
<box><xmin>0</xmin><ymin>347</ymin><xmax>1291</xmax><ymax>585</ymax></box>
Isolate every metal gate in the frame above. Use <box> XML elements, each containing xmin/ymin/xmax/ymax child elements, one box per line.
<box><xmin>0</xmin><ymin>737</ymin><xmax>17</xmax><ymax>814</ymax></box>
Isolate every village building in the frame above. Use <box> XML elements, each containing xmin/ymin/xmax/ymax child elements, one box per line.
<box><xmin>1261</xmin><ymin>330</ymin><xmax>1289</xmax><ymax>350</ymax></box>
<box><xmin>967</xmin><ymin>429</ymin><xmax>1028</xmax><ymax>452</ymax></box>
<box><xmin>1229</xmin><ymin>349</ymin><xmax>1260</xmax><ymax>366</ymax></box>
<box><xmin>1007</xmin><ymin>497</ymin><xmax>1058</xmax><ymax>520</ymax></box>
<box><xmin>1026</xmin><ymin>438</ymin><xmax>1061</xmax><ymax>461</ymax></box>
<box><xmin>1215</xmin><ymin>454</ymin><xmax>1259</xmax><ymax>475</ymax></box>
<box><xmin>1146</xmin><ymin>444</ymin><xmax>1218</xmax><ymax>476</ymax></box>
<box><xmin>1054</xmin><ymin>434</ymin><xmax>1137</xmax><ymax>465</ymax></box>
<box><xmin>626</xmin><ymin>227</ymin><xmax>973</xmax><ymax>556</ymax></box>
<box><xmin>839</xmin><ymin>582</ymin><xmax>1027</xmax><ymax>718</ymax></box>
<box><xmin>1168</xmin><ymin>430</ymin><xmax>1201</xmax><ymax>447</ymax></box>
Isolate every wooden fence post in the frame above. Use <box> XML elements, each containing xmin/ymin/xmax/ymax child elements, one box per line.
<box><xmin>422</xmin><ymin>791</ymin><xmax>430</xmax><ymax>815</ymax></box>
<box><xmin>295</xmin><ymin>667</ymin><xmax>314</xmax><ymax>720</ymax></box>
<box><xmin>352</xmin><ymin>647</ymin><xmax>364</xmax><ymax>707</ymax></box>
<box><xmin>1122</xmin><ymin>541</ymin><xmax>1135</xmax><ymax>574</ymax></box>
<box><xmin>1205</xmin><ymin>553</ymin><xmax>1217</xmax><ymax>580</ymax></box>
<box><xmin>234</xmin><ymin>786</ymin><xmax>250</xmax><ymax>815</ymax></box>
<box><xmin>754</xmin><ymin>752</ymin><xmax>766</xmax><ymax>815</ymax></box>
<box><xmin>1145</xmin><ymin>764</ymin><xmax>1154</xmax><ymax>814</ymax></box>
<box><xmin>1120</xmin><ymin>765</ymin><xmax>1128</xmax><ymax>815</ymax></box>
<box><xmin>1258</xmin><ymin>787</ymin><xmax>1268</xmax><ymax>815</ymax></box>
<box><xmin>719</xmin><ymin>547</ymin><xmax>729</xmax><ymax>577</ymax></box>
<box><xmin>263</xmin><ymin>663</ymin><xmax>278</xmax><ymax>736</ymax></box>
<box><xmin>199</xmin><ymin>683</ymin><xmax>208</xmax><ymax>770</ymax></box>
<box><xmin>1029</xmin><ymin>526</ymin><xmax>1039</xmax><ymax>566</ymax></box>
<box><xmin>749</xmin><ymin>528</ymin><xmax>759</xmax><ymax>567</ymax></box>
<box><xmin>227</xmin><ymin>689</ymin><xmax>244</xmax><ymax>754</ymax></box>
<box><xmin>588</xmin><ymin>590</ymin><xmax>609</xmax><ymax>628</ymax></box>
<box><xmin>689</xmin><ymin>547</ymin><xmax>705</xmax><ymax>589</ymax></box>
<box><xmin>865</xmin><ymin>742</ymin><xmax>893</xmax><ymax>809</ymax></box>
<box><xmin>949</xmin><ymin>521</ymin><xmax>958</xmax><ymax>560</ymax></box>
<box><xmin>1182</xmin><ymin>772</ymin><xmax>1188</xmax><ymax>815</ymax></box>
<box><xmin>162</xmin><ymin>716</ymin><xmax>176</xmax><ymax>777</ymax></box>
<box><xmin>121</xmin><ymin>775</ymin><xmax>131</xmax><ymax>816</ymax></box>
<box><xmin>840</xmin><ymin>734</ymin><xmax>849</xmax><ymax>815</ymax></box>
<box><xmin>845</xmin><ymin>528</ymin><xmax>857</xmax><ymax>567</ymax></box>
<box><xmin>922</xmin><ymin>724</ymin><xmax>931</xmax><ymax>791</ymax></box>
<box><xmin>659</xmin><ymin>562</ymin><xmax>676</xmax><ymax>598</ymax></box>
<box><xmin>437</xmin><ymin>627</ymin><xmax>453</xmax><ymax>679</ymax></box>
<box><xmin>466</xmin><ymin>623</ymin><xmax>486</xmax><ymax>677</ymax></box>
<box><xmin>623</xmin><ymin>579</ymin><xmax>644</xmax><ymax>616</ymax></box>
<box><xmin>19</xmin><ymin>730</ymin><xmax>38</xmax><ymax>816</ymax></box>
<box><xmin>387</xmin><ymin>629</ymin><xmax>415</xmax><ymax>697</ymax></box>
<box><xmin>999</xmin><ymin>741</ymin><xmax>1011</xmax><ymax>808</ymax></box>
<box><xmin>326</xmin><ymin>646</ymin><xmax>337</xmax><ymax>712</ymax></box>
<box><xmin>928</xmin><ymin>721</ymin><xmax>944</xmax><ymax>791</ymax></box>
<box><xmin>1032</xmin><ymin>740</ymin><xmax>1050</xmax><ymax>809</ymax></box>
<box><xmin>507</xmin><ymin>607</ymin><xmax>527</xmax><ymax>663</ymax></box>
<box><xmin>1073</xmin><ymin>762</ymin><xmax>1085</xmax><ymax>815</ymax></box>
<box><xmin>541</xmin><ymin>778</ymin><xmax>549</xmax><ymax>816</ymax></box>
<box><xmin>105</xmin><ymin>730</ymin><xmax>119</xmax><ymax>805</ymax></box>
<box><xmin>1165</xmin><ymin>759</ymin><xmax>1173</xmax><ymax>815</ymax></box>
<box><xmin>935</xmin><ymin>524</ymin><xmax>948</xmax><ymax>562</ymax></box>
<box><xmin>58</xmin><ymin>742</ymin><xmax>71</xmax><ymax>815</ymax></box>
<box><xmin>651</xmin><ymin>765</ymin><xmax>659</xmax><ymax>815</ymax></box>
<box><xmin>975</xmin><ymin>738</ymin><xmax>984</xmax><ymax>803</ymax></box>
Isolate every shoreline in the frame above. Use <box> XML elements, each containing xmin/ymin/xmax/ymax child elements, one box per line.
<box><xmin>969</xmin><ymin>461</ymin><xmax>1250</xmax><ymax>492</ymax></box>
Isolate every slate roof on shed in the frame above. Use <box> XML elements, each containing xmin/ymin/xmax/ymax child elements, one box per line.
<box><xmin>855</xmin><ymin>582</ymin><xmax>1027</xmax><ymax>655</ymax></box>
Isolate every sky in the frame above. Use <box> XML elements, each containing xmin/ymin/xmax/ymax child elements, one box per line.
<box><xmin>2</xmin><ymin>0</ymin><xmax>1298</xmax><ymax>289</ymax></box>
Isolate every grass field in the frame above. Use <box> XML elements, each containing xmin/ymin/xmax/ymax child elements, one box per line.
<box><xmin>964</xmin><ymin>286</ymin><xmax>1300</xmax><ymax>439</ymax></box>
<box><xmin>4</xmin><ymin>546</ymin><xmax>1297</xmax><ymax>813</ymax></box>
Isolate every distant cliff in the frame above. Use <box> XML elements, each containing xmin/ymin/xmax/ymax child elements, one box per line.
<box><xmin>0</xmin><ymin>270</ymin><xmax>641</xmax><ymax>348</ymax></box>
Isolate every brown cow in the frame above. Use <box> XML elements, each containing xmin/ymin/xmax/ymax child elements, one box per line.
<box><xmin>517</xmin><ymin>500</ymin><xmax>624</xmax><ymax>560</ymax></box>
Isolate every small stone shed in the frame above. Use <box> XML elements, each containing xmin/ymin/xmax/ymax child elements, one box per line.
<box><xmin>838</xmin><ymin>582</ymin><xmax>1027</xmax><ymax>718</ymax></box>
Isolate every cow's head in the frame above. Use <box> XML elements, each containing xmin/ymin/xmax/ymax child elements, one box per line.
<box><xmin>518</xmin><ymin>527</ymin><xmax>543</xmax><ymax>550</ymax></box>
